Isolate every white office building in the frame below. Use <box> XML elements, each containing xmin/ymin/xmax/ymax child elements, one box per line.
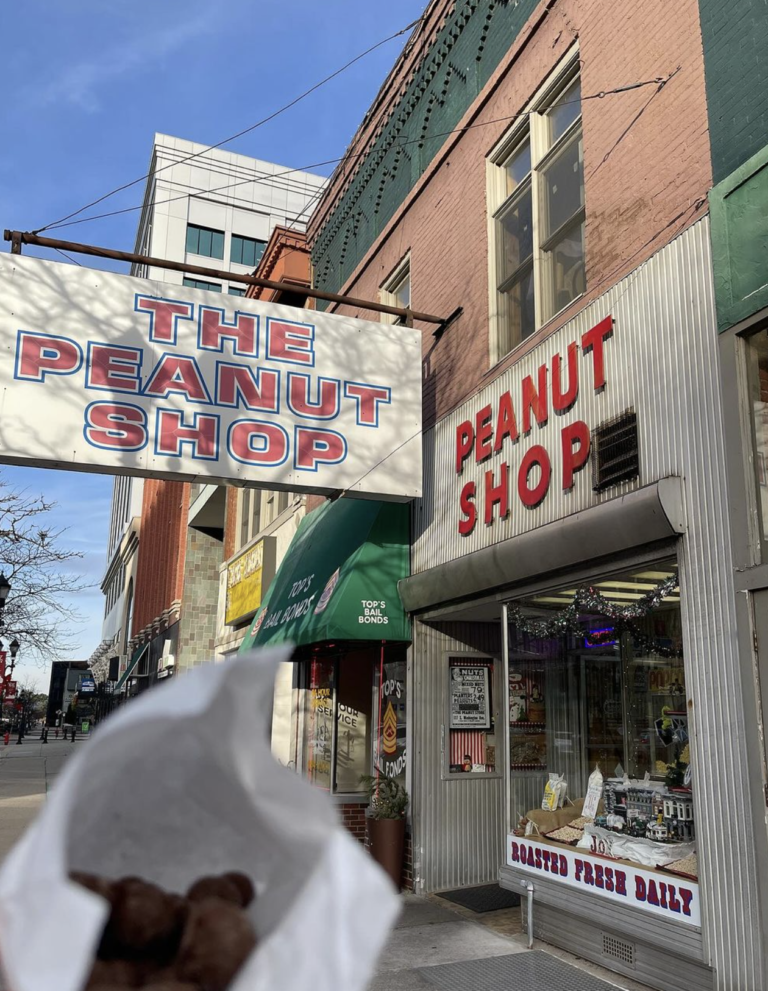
<box><xmin>130</xmin><ymin>133</ymin><xmax>327</xmax><ymax>292</ymax></box>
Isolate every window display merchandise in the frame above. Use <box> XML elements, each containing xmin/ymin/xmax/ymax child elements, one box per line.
<box><xmin>507</xmin><ymin>562</ymin><xmax>696</xmax><ymax>884</ymax></box>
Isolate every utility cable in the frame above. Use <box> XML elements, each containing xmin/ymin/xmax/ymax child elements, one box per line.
<box><xmin>38</xmin><ymin>73</ymin><xmax>675</xmax><ymax>235</ymax></box>
<box><xmin>34</xmin><ymin>17</ymin><xmax>423</xmax><ymax>234</ymax></box>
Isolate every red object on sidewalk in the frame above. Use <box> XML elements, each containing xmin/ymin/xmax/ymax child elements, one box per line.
<box><xmin>3</xmin><ymin>731</ymin><xmax>9</xmax><ymax>746</ymax></box>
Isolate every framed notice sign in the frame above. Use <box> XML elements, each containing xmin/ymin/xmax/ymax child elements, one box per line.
<box><xmin>449</xmin><ymin>660</ymin><xmax>491</xmax><ymax>729</ymax></box>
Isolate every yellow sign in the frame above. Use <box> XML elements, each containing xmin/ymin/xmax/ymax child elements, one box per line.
<box><xmin>226</xmin><ymin>542</ymin><xmax>265</xmax><ymax>625</ymax></box>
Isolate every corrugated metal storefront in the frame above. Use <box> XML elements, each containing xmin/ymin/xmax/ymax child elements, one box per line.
<box><xmin>411</xmin><ymin>621</ymin><xmax>504</xmax><ymax>891</ymax></box>
<box><xmin>406</xmin><ymin>219</ymin><xmax>765</xmax><ymax>990</ymax></box>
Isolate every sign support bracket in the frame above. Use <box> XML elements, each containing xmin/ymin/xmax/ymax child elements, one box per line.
<box><xmin>3</xmin><ymin>229</ymin><xmax>449</xmax><ymax>328</ymax></box>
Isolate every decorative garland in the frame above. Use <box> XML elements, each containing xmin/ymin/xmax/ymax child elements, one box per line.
<box><xmin>508</xmin><ymin>575</ymin><xmax>682</xmax><ymax>657</ymax></box>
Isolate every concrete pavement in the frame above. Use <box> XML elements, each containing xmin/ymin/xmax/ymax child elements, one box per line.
<box><xmin>369</xmin><ymin>895</ymin><xmax>652</xmax><ymax>991</ymax></box>
<box><xmin>0</xmin><ymin>735</ymin><xmax>83</xmax><ymax>862</ymax></box>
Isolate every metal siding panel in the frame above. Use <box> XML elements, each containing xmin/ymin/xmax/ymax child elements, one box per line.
<box><xmin>412</xmin><ymin>620</ymin><xmax>504</xmax><ymax>892</ymax></box>
<box><xmin>411</xmin><ymin>220</ymin><xmax>765</xmax><ymax>990</ymax></box>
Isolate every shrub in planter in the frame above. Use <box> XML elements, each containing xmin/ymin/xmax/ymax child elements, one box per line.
<box><xmin>360</xmin><ymin>776</ymin><xmax>408</xmax><ymax>889</ymax></box>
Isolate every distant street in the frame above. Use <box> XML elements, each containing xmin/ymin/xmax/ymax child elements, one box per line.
<box><xmin>0</xmin><ymin>736</ymin><xmax>84</xmax><ymax>862</ymax></box>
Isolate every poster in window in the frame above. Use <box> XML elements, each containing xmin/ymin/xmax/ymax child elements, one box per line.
<box><xmin>449</xmin><ymin>663</ymin><xmax>491</xmax><ymax>729</ymax></box>
<box><xmin>374</xmin><ymin>658</ymin><xmax>407</xmax><ymax>785</ymax></box>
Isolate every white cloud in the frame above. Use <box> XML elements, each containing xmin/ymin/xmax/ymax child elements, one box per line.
<box><xmin>26</xmin><ymin>10</ymin><xmax>217</xmax><ymax>113</ymax></box>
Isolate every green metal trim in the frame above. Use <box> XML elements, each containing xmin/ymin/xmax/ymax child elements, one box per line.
<box><xmin>710</xmin><ymin>142</ymin><xmax>768</xmax><ymax>333</ymax></box>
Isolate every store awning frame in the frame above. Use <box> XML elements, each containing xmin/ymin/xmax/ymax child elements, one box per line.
<box><xmin>113</xmin><ymin>642</ymin><xmax>148</xmax><ymax>693</ymax></box>
<box><xmin>239</xmin><ymin>498</ymin><xmax>410</xmax><ymax>652</ymax></box>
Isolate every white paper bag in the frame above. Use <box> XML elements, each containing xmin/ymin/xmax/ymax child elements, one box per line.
<box><xmin>0</xmin><ymin>647</ymin><xmax>399</xmax><ymax>991</ymax></box>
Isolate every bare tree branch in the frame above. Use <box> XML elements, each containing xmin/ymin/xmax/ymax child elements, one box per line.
<box><xmin>0</xmin><ymin>475</ymin><xmax>95</xmax><ymax>667</ymax></box>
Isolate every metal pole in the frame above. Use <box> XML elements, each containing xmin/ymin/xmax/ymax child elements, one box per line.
<box><xmin>2</xmin><ymin>230</ymin><xmax>448</xmax><ymax>327</ymax></box>
<box><xmin>521</xmin><ymin>880</ymin><xmax>534</xmax><ymax>948</ymax></box>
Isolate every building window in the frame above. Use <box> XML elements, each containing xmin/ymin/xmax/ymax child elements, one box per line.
<box><xmin>506</xmin><ymin>560</ymin><xmax>694</xmax><ymax>878</ymax></box>
<box><xmin>447</xmin><ymin>657</ymin><xmax>497</xmax><ymax>775</ymax></box>
<box><xmin>228</xmin><ymin>286</ymin><xmax>246</xmax><ymax>296</ymax></box>
<box><xmin>231</xmin><ymin>235</ymin><xmax>267</xmax><ymax>268</ymax></box>
<box><xmin>489</xmin><ymin>53</ymin><xmax>585</xmax><ymax>360</ymax></box>
<box><xmin>380</xmin><ymin>255</ymin><xmax>411</xmax><ymax>324</ymax></box>
<box><xmin>185</xmin><ymin>224</ymin><xmax>224</xmax><ymax>259</ymax></box>
<box><xmin>182</xmin><ymin>277</ymin><xmax>222</xmax><ymax>293</ymax></box>
<box><xmin>237</xmin><ymin>489</ymin><xmax>262</xmax><ymax>551</ymax></box>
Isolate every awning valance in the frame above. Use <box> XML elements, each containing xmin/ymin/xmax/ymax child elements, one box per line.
<box><xmin>114</xmin><ymin>642</ymin><xmax>148</xmax><ymax>692</ymax></box>
<box><xmin>239</xmin><ymin>498</ymin><xmax>410</xmax><ymax>651</ymax></box>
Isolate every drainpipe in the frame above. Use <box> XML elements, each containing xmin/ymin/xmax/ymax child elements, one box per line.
<box><xmin>520</xmin><ymin>880</ymin><xmax>534</xmax><ymax>948</ymax></box>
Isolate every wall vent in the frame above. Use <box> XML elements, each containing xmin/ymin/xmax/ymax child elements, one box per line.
<box><xmin>592</xmin><ymin>409</ymin><xmax>639</xmax><ymax>491</ymax></box>
<box><xmin>601</xmin><ymin>932</ymin><xmax>636</xmax><ymax>967</ymax></box>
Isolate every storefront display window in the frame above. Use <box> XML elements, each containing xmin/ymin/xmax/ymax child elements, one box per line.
<box><xmin>506</xmin><ymin>562</ymin><xmax>696</xmax><ymax>883</ymax></box>
<box><xmin>745</xmin><ymin>329</ymin><xmax>768</xmax><ymax>552</ymax></box>
<box><xmin>299</xmin><ymin>647</ymin><xmax>406</xmax><ymax>795</ymax></box>
<box><xmin>447</xmin><ymin>656</ymin><xmax>497</xmax><ymax>774</ymax></box>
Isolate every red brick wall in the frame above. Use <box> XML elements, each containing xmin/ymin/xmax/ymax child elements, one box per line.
<box><xmin>308</xmin><ymin>0</ymin><xmax>711</xmax><ymax>429</ymax></box>
<box><xmin>132</xmin><ymin>480</ymin><xmax>189</xmax><ymax>636</ymax></box>
<box><xmin>340</xmin><ymin>802</ymin><xmax>368</xmax><ymax>844</ymax></box>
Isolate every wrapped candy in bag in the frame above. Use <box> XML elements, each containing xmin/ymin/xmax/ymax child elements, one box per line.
<box><xmin>0</xmin><ymin>648</ymin><xmax>399</xmax><ymax>991</ymax></box>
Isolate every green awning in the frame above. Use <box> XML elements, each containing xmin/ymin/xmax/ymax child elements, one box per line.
<box><xmin>239</xmin><ymin>498</ymin><xmax>410</xmax><ymax>651</ymax></box>
<box><xmin>113</xmin><ymin>642</ymin><xmax>148</xmax><ymax>692</ymax></box>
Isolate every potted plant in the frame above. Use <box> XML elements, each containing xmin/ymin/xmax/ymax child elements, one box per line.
<box><xmin>361</xmin><ymin>775</ymin><xmax>408</xmax><ymax>888</ymax></box>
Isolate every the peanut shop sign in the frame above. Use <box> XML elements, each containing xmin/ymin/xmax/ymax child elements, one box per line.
<box><xmin>0</xmin><ymin>255</ymin><xmax>422</xmax><ymax>498</ymax></box>
<box><xmin>455</xmin><ymin>315</ymin><xmax>614</xmax><ymax>533</ymax></box>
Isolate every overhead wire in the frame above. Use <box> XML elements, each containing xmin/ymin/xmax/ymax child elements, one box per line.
<box><xmin>38</xmin><ymin>73</ymin><xmax>675</xmax><ymax>236</ymax></box>
<box><xmin>35</xmin><ymin>16</ymin><xmax>424</xmax><ymax>234</ymax></box>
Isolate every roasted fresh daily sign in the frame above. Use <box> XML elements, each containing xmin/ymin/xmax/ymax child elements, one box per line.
<box><xmin>0</xmin><ymin>255</ymin><xmax>422</xmax><ymax>499</ymax></box>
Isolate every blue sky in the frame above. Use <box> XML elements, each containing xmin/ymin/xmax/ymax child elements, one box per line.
<box><xmin>1</xmin><ymin>0</ymin><xmax>423</xmax><ymax>690</ymax></box>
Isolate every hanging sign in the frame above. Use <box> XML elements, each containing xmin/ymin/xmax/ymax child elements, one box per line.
<box><xmin>508</xmin><ymin>835</ymin><xmax>700</xmax><ymax>927</ymax></box>
<box><xmin>449</xmin><ymin>661</ymin><xmax>491</xmax><ymax>729</ymax></box>
<box><xmin>0</xmin><ymin>255</ymin><xmax>422</xmax><ymax>499</ymax></box>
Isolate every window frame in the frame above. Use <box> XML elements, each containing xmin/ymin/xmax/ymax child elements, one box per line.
<box><xmin>230</xmin><ymin>234</ymin><xmax>267</xmax><ymax>269</ymax></box>
<box><xmin>487</xmin><ymin>48</ymin><xmax>584</xmax><ymax>365</ymax></box>
<box><xmin>380</xmin><ymin>254</ymin><xmax>411</xmax><ymax>325</ymax></box>
<box><xmin>182</xmin><ymin>276</ymin><xmax>222</xmax><ymax>293</ymax></box>
<box><xmin>442</xmin><ymin>650</ymin><xmax>502</xmax><ymax>780</ymax></box>
<box><xmin>185</xmin><ymin>223</ymin><xmax>225</xmax><ymax>260</ymax></box>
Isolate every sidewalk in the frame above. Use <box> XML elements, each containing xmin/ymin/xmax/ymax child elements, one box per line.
<box><xmin>0</xmin><ymin>736</ymin><xmax>82</xmax><ymax>862</ymax></box>
<box><xmin>369</xmin><ymin>894</ymin><xmax>653</xmax><ymax>991</ymax></box>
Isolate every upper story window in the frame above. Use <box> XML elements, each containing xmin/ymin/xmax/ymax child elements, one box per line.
<box><xmin>228</xmin><ymin>286</ymin><xmax>246</xmax><ymax>297</ymax></box>
<box><xmin>235</xmin><ymin>488</ymin><xmax>295</xmax><ymax>554</ymax></box>
<box><xmin>489</xmin><ymin>54</ymin><xmax>585</xmax><ymax>361</ymax></box>
<box><xmin>380</xmin><ymin>255</ymin><xmax>411</xmax><ymax>324</ymax></box>
<box><xmin>231</xmin><ymin>235</ymin><xmax>267</xmax><ymax>268</ymax></box>
<box><xmin>185</xmin><ymin>224</ymin><xmax>224</xmax><ymax>260</ymax></box>
<box><xmin>183</xmin><ymin>277</ymin><xmax>222</xmax><ymax>293</ymax></box>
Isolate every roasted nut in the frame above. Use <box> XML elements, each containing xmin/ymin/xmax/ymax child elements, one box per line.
<box><xmin>176</xmin><ymin>897</ymin><xmax>256</xmax><ymax>991</ymax></box>
<box><xmin>143</xmin><ymin>984</ymin><xmax>199</xmax><ymax>991</ymax></box>
<box><xmin>187</xmin><ymin>875</ymin><xmax>242</xmax><ymax>906</ymax></box>
<box><xmin>223</xmin><ymin>872</ymin><xmax>255</xmax><ymax>908</ymax></box>
<box><xmin>107</xmin><ymin>878</ymin><xmax>186</xmax><ymax>957</ymax></box>
<box><xmin>84</xmin><ymin>958</ymin><xmax>143</xmax><ymax>988</ymax></box>
<box><xmin>71</xmin><ymin>872</ymin><xmax>115</xmax><ymax>904</ymax></box>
